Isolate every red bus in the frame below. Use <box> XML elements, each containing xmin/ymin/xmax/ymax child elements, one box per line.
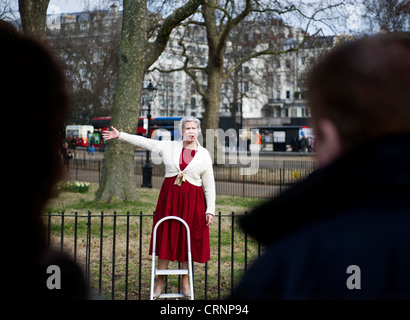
<box><xmin>91</xmin><ymin>116</ymin><xmax>182</xmax><ymax>147</ymax></box>
<box><xmin>92</xmin><ymin>117</ymin><xmax>146</xmax><ymax>146</ymax></box>
<box><xmin>92</xmin><ymin>117</ymin><xmax>147</xmax><ymax>134</ymax></box>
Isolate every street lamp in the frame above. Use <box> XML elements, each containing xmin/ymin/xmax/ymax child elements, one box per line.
<box><xmin>141</xmin><ymin>81</ymin><xmax>157</xmax><ymax>188</ymax></box>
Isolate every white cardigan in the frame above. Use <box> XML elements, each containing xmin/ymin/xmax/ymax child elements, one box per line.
<box><xmin>118</xmin><ymin>132</ymin><xmax>216</xmax><ymax>215</ymax></box>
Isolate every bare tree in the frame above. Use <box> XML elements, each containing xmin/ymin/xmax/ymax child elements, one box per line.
<box><xmin>96</xmin><ymin>0</ymin><xmax>202</xmax><ymax>202</ymax></box>
<box><xmin>0</xmin><ymin>0</ymin><xmax>19</xmax><ymax>23</ymax></box>
<box><xmin>362</xmin><ymin>0</ymin><xmax>410</xmax><ymax>32</ymax></box>
<box><xmin>48</xmin><ymin>8</ymin><xmax>121</xmax><ymax>124</ymax></box>
<box><xmin>152</xmin><ymin>0</ymin><xmax>345</xmax><ymax>150</ymax></box>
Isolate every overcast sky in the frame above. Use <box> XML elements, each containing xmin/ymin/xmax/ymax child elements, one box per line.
<box><xmin>0</xmin><ymin>0</ymin><xmax>353</xmax><ymax>36</ymax></box>
<box><xmin>47</xmin><ymin>0</ymin><xmax>122</xmax><ymax>14</ymax></box>
<box><xmin>45</xmin><ymin>0</ymin><xmax>364</xmax><ymax>35</ymax></box>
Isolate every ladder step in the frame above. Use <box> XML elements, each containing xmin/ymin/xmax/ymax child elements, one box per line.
<box><xmin>155</xmin><ymin>269</ymin><xmax>188</xmax><ymax>275</ymax></box>
<box><xmin>158</xmin><ymin>293</ymin><xmax>185</xmax><ymax>299</ymax></box>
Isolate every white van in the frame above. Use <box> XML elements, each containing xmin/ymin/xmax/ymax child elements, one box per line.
<box><xmin>66</xmin><ymin>125</ymin><xmax>94</xmax><ymax>147</ymax></box>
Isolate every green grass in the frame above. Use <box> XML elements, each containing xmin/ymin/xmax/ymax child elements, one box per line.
<box><xmin>45</xmin><ymin>183</ymin><xmax>161</xmax><ymax>214</ymax></box>
<box><xmin>43</xmin><ymin>182</ymin><xmax>268</xmax><ymax>300</ymax></box>
<box><xmin>45</xmin><ymin>183</ymin><xmax>267</xmax><ymax>215</ymax></box>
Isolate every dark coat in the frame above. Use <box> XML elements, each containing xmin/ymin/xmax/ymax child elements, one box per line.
<box><xmin>232</xmin><ymin>134</ymin><xmax>410</xmax><ymax>299</ymax></box>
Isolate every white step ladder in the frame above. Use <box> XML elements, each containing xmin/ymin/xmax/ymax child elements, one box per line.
<box><xmin>150</xmin><ymin>216</ymin><xmax>194</xmax><ymax>300</ymax></box>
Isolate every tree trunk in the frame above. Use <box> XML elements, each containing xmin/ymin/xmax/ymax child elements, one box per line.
<box><xmin>230</xmin><ymin>68</ymin><xmax>240</xmax><ymax>118</ymax></box>
<box><xmin>202</xmin><ymin>0</ymin><xmax>223</xmax><ymax>150</ymax></box>
<box><xmin>95</xmin><ymin>66</ymin><xmax>145</xmax><ymax>202</ymax></box>
<box><xmin>95</xmin><ymin>0</ymin><xmax>147</xmax><ymax>202</ymax></box>
<box><xmin>203</xmin><ymin>66</ymin><xmax>223</xmax><ymax>161</ymax></box>
<box><xmin>203</xmin><ymin>66</ymin><xmax>223</xmax><ymax>133</ymax></box>
<box><xmin>96</xmin><ymin>0</ymin><xmax>202</xmax><ymax>202</ymax></box>
<box><xmin>18</xmin><ymin>0</ymin><xmax>49</xmax><ymax>38</ymax></box>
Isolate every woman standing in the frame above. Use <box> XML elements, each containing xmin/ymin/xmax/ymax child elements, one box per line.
<box><xmin>102</xmin><ymin>116</ymin><xmax>215</xmax><ymax>297</ymax></box>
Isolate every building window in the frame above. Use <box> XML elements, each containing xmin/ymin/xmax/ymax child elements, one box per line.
<box><xmin>168</xmin><ymin>97</ymin><xmax>174</xmax><ymax>108</ymax></box>
<box><xmin>286</xmin><ymin>90</ymin><xmax>290</xmax><ymax>99</ymax></box>
<box><xmin>176</xmin><ymin>83</ymin><xmax>182</xmax><ymax>93</ymax></box>
<box><xmin>244</xmin><ymin>81</ymin><xmax>249</xmax><ymax>92</ymax></box>
<box><xmin>177</xmin><ymin>97</ymin><xmax>183</xmax><ymax>110</ymax></box>
<box><xmin>82</xmin><ymin>81</ymin><xmax>90</xmax><ymax>90</ymax></box>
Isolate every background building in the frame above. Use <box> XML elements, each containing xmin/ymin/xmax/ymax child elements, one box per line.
<box><xmin>44</xmin><ymin>5</ymin><xmax>334</xmax><ymax>128</ymax></box>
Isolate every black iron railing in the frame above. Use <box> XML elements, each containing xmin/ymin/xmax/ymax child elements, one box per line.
<box><xmin>64</xmin><ymin>156</ymin><xmax>316</xmax><ymax>198</ymax></box>
<box><xmin>43</xmin><ymin>211</ymin><xmax>262</xmax><ymax>300</ymax></box>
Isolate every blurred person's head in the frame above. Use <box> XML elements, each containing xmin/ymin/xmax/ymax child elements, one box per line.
<box><xmin>307</xmin><ymin>32</ymin><xmax>410</xmax><ymax>167</ymax></box>
<box><xmin>0</xmin><ymin>21</ymin><xmax>69</xmax><ymax>253</ymax></box>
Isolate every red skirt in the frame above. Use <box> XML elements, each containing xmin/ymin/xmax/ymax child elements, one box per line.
<box><xmin>149</xmin><ymin>176</ymin><xmax>210</xmax><ymax>263</ymax></box>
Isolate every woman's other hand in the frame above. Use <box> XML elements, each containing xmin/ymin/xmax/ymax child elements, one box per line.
<box><xmin>102</xmin><ymin>126</ymin><xmax>120</xmax><ymax>140</ymax></box>
<box><xmin>206</xmin><ymin>214</ymin><xmax>214</xmax><ymax>227</ymax></box>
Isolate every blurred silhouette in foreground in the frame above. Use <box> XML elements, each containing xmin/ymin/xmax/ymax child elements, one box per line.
<box><xmin>233</xmin><ymin>32</ymin><xmax>410</xmax><ymax>299</ymax></box>
<box><xmin>1</xmin><ymin>20</ymin><xmax>88</xmax><ymax>299</ymax></box>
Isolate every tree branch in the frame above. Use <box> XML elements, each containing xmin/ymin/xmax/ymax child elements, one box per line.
<box><xmin>179</xmin><ymin>37</ymin><xmax>207</xmax><ymax>97</ymax></box>
<box><xmin>145</xmin><ymin>0</ymin><xmax>202</xmax><ymax>69</ymax></box>
<box><xmin>217</xmin><ymin>0</ymin><xmax>253</xmax><ymax>54</ymax></box>
<box><xmin>221</xmin><ymin>1</ymin><xmax>343</xmax><ymax>80</ymax></box>
<box><xmin>223</xmin><ymin>28</ymin><xmax>322</xmax><ymax>81</ymax></box>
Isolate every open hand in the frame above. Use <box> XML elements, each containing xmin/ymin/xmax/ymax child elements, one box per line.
<box><xmin>206</xmin><ymin>214</ymin><xmax>214</xmax><ymax>227</ymax></box>
<box><xmin>102</xmin><ymin>126</ymin><xmax>120</xmax><ymax>140</ymax></box>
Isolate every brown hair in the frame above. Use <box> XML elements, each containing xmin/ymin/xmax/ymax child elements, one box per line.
<box><xmin>307</xmin><ymin>32</ymin><xmax>410</xmax><ymax>148</ymax></box>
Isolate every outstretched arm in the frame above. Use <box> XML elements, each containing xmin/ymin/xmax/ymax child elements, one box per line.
<box><xmin>103</xmin><ymin>126</ymin><xmax>164</xmax><ymax>154</ymax></box>
<box><xmin>102</xmin><ymin>126</ymin><xmax>120</xmax><ymax>140</ymax></box>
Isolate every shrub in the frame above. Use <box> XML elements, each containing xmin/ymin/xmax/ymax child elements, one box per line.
<box><xmin>56</xmin><ymin>181</ymin><xmax>90</xmax><ymax>194</ymax></box>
